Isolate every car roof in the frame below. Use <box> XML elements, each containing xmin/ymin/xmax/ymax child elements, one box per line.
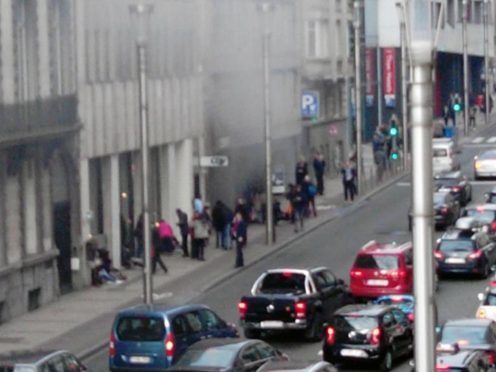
<box><xmin>445</xmin><ymin>318</ymin><xmax>493</xmax><ymax>327</ymax></box>
<box><xmin>436</xmin><ymin>350</ymin><xmax>480</xmax><ymax>367</ymax></box>
<box><xmin>187</xmin><ymin>338</ymin><xmax>256</xmax><ymax>351</ymax></box>
<box><xmin>435</xmin><ymin>171</ymin><xmax>462</xmax><ymax>179</ymax></box>
<box><xmin>265</xmin><ymin>267</ymin><xmax>329</xmax><ymax>275</ymax></box>
<box><xmin>0</xmin><ymin>350</ymin><xmax>65</xmax><ymax>365</ymax></box>
<box><xmin>441</xmin><ymin>229</ymin><xmax>476</xmax><ymax>240</ymax></box>
<box><xmin>334</xmin><ymin>304</ymin><xmax>392</xmax><ymax>316</ymax></box>
<box><xmin>359</xmin><ymin>240</ymin><xmax>411</xmax><ymax>255</ymax></box>
<box><xmin>260</xmin><ymin>360</ymin><xmax>336</xmax><ymax>371</ymax></box>
<box><xmin>465</xmin><ymin>204</ymin><xmax>496</xmax><ymax>211</ymax></box>
<box><xmin>117</xmin><ymin>303</ymin><xmax>209</xmax><ymax>317</ymax></box>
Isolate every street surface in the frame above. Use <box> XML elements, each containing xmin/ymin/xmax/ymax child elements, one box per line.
<box><xmin>85</xmin><ymin>126</ymin><xmax>496</xmax><ymax>371</ymax></box>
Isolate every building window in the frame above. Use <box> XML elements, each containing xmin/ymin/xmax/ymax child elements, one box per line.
<box><xmin>473</xmin><ymin>0</ymin><xmax>483</xmax><ymax>24</ymax></box>
<box><xmin>306</xmin><ymin>19</ymin><xmax>329</xmax><ymax>59</ymax></box>
<box><xmin>447</xmin><ymin>0</ymin><xmax>455</xmax><ymax>26</ymax></box>
<box><xmin>458</xmin><ymin>0</ymin><xmax>464</xmax><ymax>22</ymax></box>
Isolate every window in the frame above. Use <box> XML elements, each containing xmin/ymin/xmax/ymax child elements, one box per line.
<box><xmin>116</xmin><ymin>316</ymin><xmax>165</xmax><ymax>341</ymax></box>
<box><xmin>473</xmin><ymin>0</ymin><xmax>483</xmax><ymax>24</ymax></box>
<box><xmin>241</xmin><ymin>345</ymin><xmax>260</xmax><ymax>363</ymax></box>
<box><xmin>172</xmin><ymin>315</ymin><xmax>190</xmax><ymax>336</ymax></box>
<box><xmin>405</xmin><ymin>250</ymin><xmax>413</xmax><ymax>266</ymax></box>
<box><xmin>184</xmin><ymin>312</ymin><xmax>203</xmax><ymax>333</ymax></box>
<box><xmin>306</xmin><ymin>19</ymin><xmax>329</xmax><ymax>58</ymax></box>
<box><xmin>321</xmin><ymin>271</ymin><xmax>337</xmax><ymax>286</ymax></box>
<box><xmin>259</xmin><ymin>273</ymin><xmax>306</xmax><ymax>294</ymax></box>
<box><xmin>354</xmin><ymin>255</ymin><xmax>399</xmax><ymax>270</ymax></box>
<box><xmin>392</xmin><ymin>309</ymin><xmax>407</xmax><ymax>324</ymax></box>
<box><xmin>447</xmin><ymin>0</ymin><xmax>456</xmax><ymax>26</ymax></box>
<box><xmin>198</xmin><ymin>309</ymin><xmax>222</xmax><ymax>331</ymax></box>
<box><xmin>382</xmin><ymin>312</ymin><xmax>396</xmax><ymax>328</ymax></box>
<box><xmin>255</xmin><ymin>342</ymin><xmax>276</xmax><ymax>359</ymax></box>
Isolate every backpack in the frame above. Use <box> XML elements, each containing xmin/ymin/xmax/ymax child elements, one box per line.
<box><xmin>308</xmin><ymin>184</ymin><xmax>317</xmax><ymax>197</ymax></box>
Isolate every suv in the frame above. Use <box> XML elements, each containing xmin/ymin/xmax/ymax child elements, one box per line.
<box><xmin>350</xmin><ymin>241</ymin><xmax>413</xmax><ymax>299</ymax></box>
<box><xmin>0</xmin><ymin>350</ymin><xmax>88</xmax><ymax>372</ymax></box>
<box><xmin>435</xmin><ymin>220</ymin><xmax>496</xmax><ymax>278</ymax></box>
<box><xmin>109</xmin><ymin>304</ymin><xmax>238</xmax><ymax>371</ymax></box>
<box><xmin>322</xmin><ymin>304</ymin><xmax>413</xmax><ymax>371</ymax></box>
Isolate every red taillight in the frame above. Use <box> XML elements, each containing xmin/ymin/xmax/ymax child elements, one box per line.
<box><xmin>486</xmin><ymin>351</ymin><xmax>496</xmax><ymax>365</ymax></box>
<box><xmin>109</xmin><ymin>332</ymin><xmax>116</xmax><ymax>358</ymax></box>
<box><xmin>295</xmin><ymin>301</ymin><xmax>307</xmax><ymax>319</ymax></box>
<box><xmin>390</xmin><ymin>270</ymin><xmax>408</xmax><ymax>279</ymax></box>
<box><xmin>436</xmin><ymin>364</ymin><xmax>450</xmax><ymax>371</ymax></box>
<box><xmin>350</xmin><ymin>270</ymin><xmax>363</xmax><ymax>278</ymax></box>
<box><xmin>407</xmin><ymin>313</ymin><xmax>414</xmax><ymax>322</ymax></box>
<box><xmin>165</xmin><ymin>333</ymin><xmax>176</xmax><ymax>358</ymax></box>
<box><xmin>452</xmin><ymin>186</ymin><xmax>461</xmax><ymax>192</ymax></box>
<box><xmin>491</xmin><ymin>222</ymin><xmax>496</xmax><ymax>232</ymax></box>
<box><xmin>434</xmin><ymin>251</ymin><xmax>444</xmax><ymax>260</ymax></box>
<box><xmin>238</xmin><ymin>301</ymin><xmax>248</xmax><ymax>319</ymax></box>
<box><xmin>440</xmin><ymin>207</ymin><xmax>449</xmax><ymax>215</ymax></box>
<box><xmin>370</xmin><ymin>327</ymin><xmax>381</xmax><ymax>345</ymax></box>
<box><xmin>326</xmin><ymin>327</ymin><xmax>336</xmax><ymax>345</ymax></box>
<box><xmin>468</xmin><ymin>250</ymin><xmax>483</xmax><ymax>260</ymax></box>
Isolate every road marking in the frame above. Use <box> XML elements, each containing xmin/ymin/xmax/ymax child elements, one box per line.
<box><xmin>488</xmin><ymin>137</ymin><xmax>496</xmax><ymax>143</ymax></box>
<box><xmin>397</xmin><ymin>182</ymin><xmax>411</xmax><ymax>187</ymax></box>
<box><xmin>472</xmin><ymin>137</ymin><xmax>485</xmax><ymax>143</ymax></box>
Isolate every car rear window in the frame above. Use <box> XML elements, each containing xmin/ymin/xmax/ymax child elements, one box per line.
<box><xmin>259</xmin><ymin>273</ymin><xmax>306</xmax><ymax>294</ymax></box>
<box><xmin>464</xmin><ymin>209</ymin><xmax>496</xmax><ymax>223</ymax></box>
<box><xmin>334</xmin><ymin>315</ymin><xmax>378</xmax><ymax>331</ymax></box>
<box><xmin>116</xmin><ymin>316</ymin><xmax>166</xmax><ymax>341</ymax></box>
<box><xmin>436</xmin><ymin>179</ymin><xmax>459</xmax><ymax>187</ymax></box>
<box><xmin>433</xmin><ymin>149</ymin><xmax>448</xmax><ymax>157</ymax></box>
<box><xmin>441</xmin><ymin>325</ymin><xmax>487</xmax><ymax>346</ymax></box>
<box><xmin>439</xmin><ymin>240</ymin><xmax>475</xmax><ymax>252</ymax></box>
<box><xmin>354</xmin><ymin>255</ymin><xmax>399</xmax><ymax>270</ymax></box>
<box><xmin>174</xmin><ymin>349</ymin><xmax>235</xmax><ymax>368</ymax></box>
<box><xmin>13</xmin><ymin>368</ymin><xmax>35</xmax><ymax>372</ymax></box>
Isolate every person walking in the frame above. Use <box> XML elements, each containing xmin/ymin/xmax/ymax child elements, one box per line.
<box><xmin>295</xmin><ymin>158</ymin><xmax>308</xmax><ymax>186</ymax></box>
<box><xmin>292</xmin><ymin>184</ymin><xmax>307</xmax><ymax>232</ymax></box>
<box><xmin>212</xmin><ymin>201</ymin><xmax>226</xmax><ymax>249</ymax></box>
<box><xmin>341</xmin><ymin>161</ymin><xmax>357</xmax><ymax>202</ymax></box>
<box><xmin>158</xmin><ymin>219</ymin><xmax>175</xmax><ymax>254</ymax></box>
<box><xmin>313</xmin><ymin>152</ymin><xmax>326</xmax><ymax>195</ymax></box>
<box><xmin>176</xmin><ymin>209</ymin><xmax>189</xmax><ymax>257</ymax></box>
<box><xmin>191</xmin><ymin>211</ymin><xmax>210</xmax><ymax>261</ymax></box>
<box><xmin>469</xmin><ymin>106</ymin><xmax>477</xmax><ymax>128</ymax></box>
<box><xmin>303</xmin><ymin>175</ymin><xmax>317</xmax><ymax>217</ymax></box>
<box><xmin>133</xmin><ymin>213</ymin><xmax>144</xmax><ymax>258</ymax></box>
<box><xmin>233</xmin><ymin>212</ymin><xmax>247</xmax><ymax>268</ymax></box>
<box><xmin>223</xmin><ymin>205</ymin><xmax>233</xmax><ymax>249</ymax></box>
<box><xmin>151</xmin><ymin>223</ymin><xmax>168</xmax><ymax>274</ymax></box>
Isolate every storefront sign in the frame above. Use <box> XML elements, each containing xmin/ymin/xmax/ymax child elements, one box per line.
<box><xmin>302</xmin><ymin>91</ymin><xmax>320</xmax><ymax>119</ymax></box>
<box><xmin>365</xmin><ymin>48</ymin><xmax>375</xmax><ymax>107</ymax></box>
<box><xmin>383</xmin><ymin>48</ymin><xmax>396</xmax><ymax>108</ymax></box>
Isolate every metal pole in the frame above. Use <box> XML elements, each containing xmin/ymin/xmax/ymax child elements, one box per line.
<box><xmin>138</xmin><ymin>43</ymin><xmax>153</xmax><ymax>305</ymax></box>
<box><xmin>463</xmin><ymin>0</ymin><xmax>470</xmax><ymax>134</ymax></box>
<box><xmin>261</xmin><ymin>3</ymin><xmax>274</xmax><ymax>244</ymax></box>
<box><xmin>484</xmin><ymin>0</ymin><xmax>490</xmax><ymax>125</ymax></box>
<box><xmin>377</xmin><ymin>46</ymin><xmax>383</xmax><ymax>127</ymax></box>
<box><xmin>354</xmin><ymin>0</ymin><xmax>363</xmax><ymax>192</ymax></box>
<box><xmin>411</xmin><ymin>43</ymin><xmax>436</xmax><ymax>372</ymax></box>
<box><xmin>400</xmin><ymin>18</ymin><xmax>409</xmax><ymax>169</ymax></box>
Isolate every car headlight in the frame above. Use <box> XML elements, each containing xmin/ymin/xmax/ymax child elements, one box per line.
<box><xmin>477</xmin><ymin>307</ymin><xmax>487</xmax><ymax>319</ymax></box>
<box><xmin>475</xmin><ymin>161</ymin><xmax>482</xmax><ymax>169</ymax></box>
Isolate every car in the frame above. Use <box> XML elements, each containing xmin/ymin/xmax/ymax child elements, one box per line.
<box><xmin>435</xmin><ymin>345</ymin><xmax>494</xmax><ymax>372</ymax></box>
<box><xmin>238</xmin><ymin>267</ymin><xmax>351</xmax><ymax>341</ymax></box>
<box><xmin>350</xmin><ymin>241</ymin><xmax>413</xmax><ymax>299</ymax></box>
<box><xmin>373</xmin><ymin>295</ymin><xmax>415</xmax><ymax>322</ymax></box>
<box><xmin>408</xmin><ymin>192</ymin><xmax>460</xmax><ymax>231</ymax></box>
<box><xmin>433</xmin><ymin>138</ymin><xmax>461</xmax><ymax>174</ymax></box>
<box><xmin>167</xmin><ymin>339</ymin><xmax>286</xmax><ymax>372</ymax></box>
<box><xmin>437</xmin><ymin>319</ymin><xmax>496</xmax><ymax>366</ymax></box>
<box><xmin>474</xmin><ymin>150</ymin><xmax>496</xmax><ymax>180</ymax></box>
<box><xmin>435</xmin><ymin>171</ymin><xmax>472</xmax><ymax>206</ymax></box>
<box><xmin>484</xmin><ymin>187</ymin><xmax>496</xmax><ymax>204</ymax></box>
<box><xmin>258</xmin><ymin>360</ymin><xmax>337</xmax><ymax>371</ymax></box>
<box><xmin>435</xmin><ymin>221</ymin><xmax>496</xmax><ymax>278</ymax></box>
<box><xmin>461</xmin><ymin>204</ymin><xmax>496</xmax><ymax>235</ymax></box>
<box><xmin>0</xmin><ymin>350</ymin><xmax>89</xmax><ymax>372</ymax></box>
<box><xmin>109</xmin><ymin>304</ymin><xmax>239</xmax><ymax>371</ymax></box>
<box><xmin>322</xmin><ymin>304</ymin><xmax>414</xmax><ymax>371</ymax></box>
<box><xmin>477</xmin><ymin>278</ymin><xmax>496</xmax><ymax>321</ymax></box>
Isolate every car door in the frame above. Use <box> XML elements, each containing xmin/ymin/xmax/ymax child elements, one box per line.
<box><xmin>173</xmin><ymin>312</ymin><xmax>203</xmax><ymax>358</ymax></box>
<box><xmin>197</xmin><ymin>308</ymin><xmax>230</xmax><ymax>339</ymax></box>
<box><xmin>240</xmin><ymin>344</ymin><xmax>264</xmax><ymax>372</ymax></box>
<box><xmin>321</xmin><ymin>270</ymin><xmax>347</xmax><ymax>311</ymax></box>
<box><xmin>391</xmin><ymin>309</ymin><xmax>413</xmax><ymax>354</ymax></box>
<box><xmin>381</xmin><ymin>312</ymin><xmax>400</xmax><ymax>358</ymax></box>
<box><xmin>312</xmin><ymin>271</ymin><xmax>331</xmax><ymax>315</ymax></box>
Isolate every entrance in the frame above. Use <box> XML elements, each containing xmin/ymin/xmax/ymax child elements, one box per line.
<box><xmin>53</xmin><ymin>201</ymin><xmax>72</xmax><ymax>294</ymax></box>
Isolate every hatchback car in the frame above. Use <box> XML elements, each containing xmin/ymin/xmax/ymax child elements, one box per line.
<box><xmin>408</xmin><ymin>192</ymin><xmax>460</xmax><ymax>231</ymax></box>
<box><xmin>435</xmin><ymin>171</ymin><xmax>472</xmax><ymax>206</ymax></box>
<box><xmin>109</xmin><ymin>304</ymin><xmax>239</xmax><ymax>371</ymax></box>
<box><xmin>0</xmin><ymin>350</ymin><xmax>88</xmax><ymax>372</ymax></box>
<box><xmin>350</xmin><ymin>241</ymin><xmax>413</xmax><ymax>299</ymax></box>
<box><xmin>322</xmin><ymin>304</ymin><xmax>413</xmax><ymax>371</ymax></box>
<box><xmin>435</xmin><ymin>347</ymin><xmax>494</xmax><ymax>372</ymax></box>
<box><xmin>474</xmin><ymin>150</ymin><xmax>496</xmax><ymax>180</ymax></box>
<box><xmin>258</xmin><ymin>360</ymin><xmax>337</xmax><ymax>372</ymax></box>
<box><xmin>462</xmin><ymin>204</ymin><xmax>496</xmax><ymax>235</ymax></box>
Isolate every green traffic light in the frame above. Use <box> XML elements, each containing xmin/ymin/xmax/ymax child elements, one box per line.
<box><xmin>389</xmin><ymin>127</ymin><xmax>399</xmax><ymax>136</ymax></box>
<box><xmin>453</xmin><ymin>103</ymin><xmax>461</xmax><ymax>112</ymax></box>
<box><xmin>391</xmin><ymin>152</ymin><xmax>399</xmax><ymax>160</ymax></box>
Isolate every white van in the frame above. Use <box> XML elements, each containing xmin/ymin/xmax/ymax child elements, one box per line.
<box><xmin>433</xmin><ymin>138</ymin><xmax>460</xmax><ymax>174</ymax></box>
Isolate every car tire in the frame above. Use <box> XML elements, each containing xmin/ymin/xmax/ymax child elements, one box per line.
<box><xmin>379</xmin><ymin>349</ymin><xmax>393</xmax><ymax>372</ymax></box>
<box><xmin>481</xmin><ymin>263</ymin><xmax>491</xmax><ymax>279</ymax></box>
<box><xmin>244</xmin><ymin>328</ymin><xmax>261</xmax><ymax>339</ymax></box>
<box><xmin>304</xmin><ymin>313</ymin><xmax>324</xmax><ymax>342</ymax></box>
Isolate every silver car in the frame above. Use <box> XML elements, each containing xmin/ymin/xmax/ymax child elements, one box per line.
<box><xmin>474</xmin><ymin>150</ymin><xmax>496</xmax><ymax>180</ymax></box>
<box><xmin>0</xmin><ymin>350</ymin><xmax>89</xmax><ymax>372</ymax></box>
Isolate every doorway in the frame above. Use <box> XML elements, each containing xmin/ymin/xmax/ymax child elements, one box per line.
<box><xmin>53</xmin><ymin>201</ymin><xmax>72</xmax><ymax>294</ymax></box>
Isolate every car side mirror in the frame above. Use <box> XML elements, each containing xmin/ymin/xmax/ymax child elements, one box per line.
<box><xmin>435</xmin><ymin>326</ymin><xmax>441</xmax><ymax>335</ymax></box>
<box><xmin>478</xmin><ymin>292</ymin><xmax>485</xmax><ymax>302</ymax></box>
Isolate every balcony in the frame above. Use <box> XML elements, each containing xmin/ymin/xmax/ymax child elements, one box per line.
<box><xmin>0</xmin><ymin>95</ymin><xmax>81</xmax><ymax>148</ymax></box>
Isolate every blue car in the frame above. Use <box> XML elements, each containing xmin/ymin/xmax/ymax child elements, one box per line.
<box><xmin>109</xmin><ymin>304</ymin><xmax>238</xmax><ymax>371</ymax></box>
<box><xmin>373</xmin><ymin>295</ymin><xmax>414</xmax><ymax>322</ymax></box>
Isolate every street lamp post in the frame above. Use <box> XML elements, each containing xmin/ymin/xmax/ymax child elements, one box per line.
<box><xmin>396</xmin><ymin>1</ymin><xmax>409</xmax><ymax>170</ymax></box>
<box><xmin>129</xmin><ymin>3</ymin><xmax>154</xmax><ymax>305</ymax></box>
<box><xmin>353</xmin><ymin>0</ymin><xmax>363</xmax><ymax>191</ymax></box>
<box><xmin>463</xmin><ymin>0</ymin><xmax>469</xmax><ymax>134</ymax></box>
<box><xmin>484</xmin><ymin>0</ymin><xmax>490</xmax><ymax>125</ymax></box>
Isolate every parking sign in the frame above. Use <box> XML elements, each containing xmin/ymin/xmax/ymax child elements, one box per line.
<box><xmin>302</xmin><ymin>91</ymin><xmax>319</xmax><ymax>119</ymax></box>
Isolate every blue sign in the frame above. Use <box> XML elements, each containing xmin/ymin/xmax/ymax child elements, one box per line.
<box><xmin>302</xmin><ymin>91</ymin><xmax>320</xmax><ymax>119</ymax></box>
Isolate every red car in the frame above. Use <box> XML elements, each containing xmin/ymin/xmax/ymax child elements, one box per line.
<box><xmin>350</xmin><ymin>241</ymin><xmax>413</xmax><ymax>299</ymax></box>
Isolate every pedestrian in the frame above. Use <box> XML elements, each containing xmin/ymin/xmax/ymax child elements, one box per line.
<box><xmin>292</xmin><ymin>184</ymin><xmax>307</xmax><ymax>232</ymax></box>
<box><xmin>295</xmin><ymin>158</ymin><xmax>308</xmax><ymax>186</ymax></box>
<box><xmin>193</xmin><ymin>193</ymin><xmax>203</xmax><ymax>214</ymax></box>
<box><xmin>303</xmin><ymin>175</ymin><xmax>317</xmax><ymax>217</ymax></box>
<box><xmin>134</xmin><ymin>213</ymin><xmax>144</xmax><ymax>258</ymax></box>
<box><xmin>443</xmin><ymin>105</ymin><xmax>450</xmax><ymax>127</ymax></box>
<box><xmin>158</xmin><ymin>219</ymin><xmax>175</xmax><ymax>254</ymax></box>
<box><xmin>286</xmin><ymin>183</ymin><xmax>296</xmax><ymax>223</ymax></box>
<box><xmin>233</xmin><ymin>212</ymin><xmax>247</xmax><ymax>268</ymax></box>
<box><xmin>212</xmin><ymin>200</ymin><xmax>226</xmax><ymax>249</ymax></box>
<box><xmin>341</xmin><ymin>161</ymin><xmax>357</xmax><ymax>202</ymax></box>
<box><xmin>313</xmin><ymin>152</ymin><xmax>326</xmax><ymax>195</ymax></box>
<box><xmin>176</xmin><ymin>208</ymin><xmax>189</xmax><ymax>257</ymax></box>
<box><xmin>191</xmin><ymin>211</ymin><xmax>210</xmax><ymax>261</ymax></box>
<box><xmin>151</xmin><ymin>223</ymin><xmax>168</xmax><ymax>274</ymax></box>
<box><xmin>223</xmin><ymin>205</ymin><xmax>234</xmax><ymax>249</ymax></box>
<box><xmin>235</xmin><ymin>198</ymin><xmax>250</xmax><ymax>223</ymax></box>
<box><xmin>469</xmin><ymin>106</ymin><xmax>477</xmax><ymax>128</ymax></box>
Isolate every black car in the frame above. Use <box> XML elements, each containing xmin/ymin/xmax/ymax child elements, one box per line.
<box><xmin>434</xmin><ymin>346</ymin><xmax>493</xmax><ymax>372</ymax></box>
<box><xmin>435</xmin><ymin>225</ymin><xmax>496</xmax><ymax>278</ymax></box>
<box><xmin>0</xmin><ymin>350</ymin><xmax>89</xmax><ymax>371</ymax></box>
<box><xmin>408</xmin><ymin>192</ymin><xmax>460</xmax><ymax>231</ymax></box>
<box><xmin>437</xmin><ymin>319</ymin><xmax>496</xmax><ymax>366</ymax></box>
<box><xmin>322</xmin><ymin>304</ymin><xmax>413</xmax><ymax>371</ymax></box>
<box><xmin>435</xmin><ymin>171</ymin><xmax>472</xmax><ymax>206</ymax></box>
<box><xmin>167</xmin><ymin>339</ymin><xmax>286</xmax><ymax>372</ymax></box>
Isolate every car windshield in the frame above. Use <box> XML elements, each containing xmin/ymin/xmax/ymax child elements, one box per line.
<box><xmin>174</xmin><ymin>348</ymin><xmax>236</xmax><ymax>368</ymax></box>
<box><xmin>433</xmin><ymin>149</ymin><xmax>448</xmax><ymax>157</ymax></box>
<box><xmin>334</xmin><ymin>316</ymin><xmax>378</xmax><ymax>331</ymax></box>
<box><xmin>14</xmin><ymin>368</ymin><xmax>36</xmax><ymax>372</ymax></box>
<box><xmin>433</xmin><ymin>194</ymin><xmax>447</xmax><ymax>205</ymax></box>
<box><xmin>484</xmin><ymin>292</ymin><xmax>496</xmax><ymax>306</ymax></box>
<box><xmin>480</xmin><ymin>152</ymin><xmax>496</xmax><ymax>160</ymax></box>
<box><xmin>439</xmin><ymin>240</ymin><xmax>474</xmax><ymax>252</ymax></box>
<box><xmin>259</xmin><ymin>273</ymin><xmax>306</xmax><ymax>294</ymax></box>
<box><xmin>464</xmin><ymin>209</ymin><xmax>495</xmax><ymax>223</ymax></box>
<box><xmin>354</xmin><ymin>255</ymin><xmax>399</xmax><ymax>270</ymax></box>
<box><xmin>116</xmin><ymin>316</ymin><xmax>165</xmax><ymax>341</ymax></box>
<box><xmin>488</xmin><ymin>195</ymin><xmax>496</xmax><ymax>203</ymax></box>
<box><xmin>441</xmin><ymin>325</ymin><xmax>488</xmax><ymax>345</ymax></box>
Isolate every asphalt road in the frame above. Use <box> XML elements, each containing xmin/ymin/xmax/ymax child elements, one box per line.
<box><xmin>85</xmin><ymin>126</ymin><xmax>496</xmax><ymax>371</ymax></box>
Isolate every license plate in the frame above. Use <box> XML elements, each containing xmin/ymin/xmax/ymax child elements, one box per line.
<box><xmin>367</xmin><ymin>279</ymin><xmax>388</xmax><ymax>286</ymax></box>
<box><xmin>260</xmin><ymin>321</ymin><xmax>284</xmax><ymax>329</ymax></box>
<box><xmin>446</xmin><ymin>257</ymin><xmax>466</xmax><ymax>264</ymax></box>
<box><xmin>129</xmin><ymin>356</ymin><xmax>152</xmax><ymax>364</ymax></box>
<box><xmin>340</xmin><ymin>349</ymin><xmax>368</xmax><ymax>358</ymax></box>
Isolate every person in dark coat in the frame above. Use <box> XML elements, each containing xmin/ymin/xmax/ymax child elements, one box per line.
<box><xmin>134</xmin><ymin>213</ymin><xmax>144</xmax><ymax>258</ymax></box>
<box><xmin>233</xmin><ymin>212</ymin><xmax>247</xmax><ymax>268</ymax></box>
<box><xmin>313</xmin><ymin>152</ymin><xmax>326</xmax><ymax>195</ymax></box>
<box><xmin>176</xmin><ymin>209</ymin><xmax>189</xmax><ymax>257</ymax></box>
<box><xmin>151</xmin><ymin>224</ymin><xmax>168</xmax><ymax>274</ymax></box>
<box><xmin>295</xmin><ymin>159</ymin><xmax>308</xmax><ymax>185</ymax></box>
<box><xmin>212</xmin><ymin>201</ymin><xmax>226</xmax><ymax>249</ymax></box>
<box><xmin>292</xmin><ymin>184</ymin><xmax>308</xmax><ymax>232</ymax></box>
<box><xmin>341</xmin><ymin>161</ymin><xmax>357</xmax><ymax>202</ymax></box>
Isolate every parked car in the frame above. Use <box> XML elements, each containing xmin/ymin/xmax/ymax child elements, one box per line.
<box><xmin>436</xmin><ymin>343</ymin><xmax>494</xmax><ymax>372</ymax></box>
<box><xmin>322</xmin><ymin>304</ymin><xmax>414</xmax><ymax>371</ymax></box>
<box><xmin>238</xmin><ymin>267</ymin><xmax>351</xmax><ymax>341</ymax></box>
<box><xmin>168</xmin><ymin>339</ymin><xmax>286</xmax><ymax>372</ymax></box>
<box><xmin>109</xmin><ymin>304</ymin><xmax>238</xmax><ymax>371</ymax></box>
<box><xmin>350</xmin><ymin>241</ymin><xmax>413</xmax><ymax>300</ymax></box>
<box><xmin>461</xmin><ymin>204</ymin><xmax>496</xmax><ymax>236</ymax></box>
<box><xmin>258</xmin><ymin>360</ymin><xmax>337</xmax><ymax>372</ymax></box>
<box><xmin>435</xmin><ymin>171</ymin><xmax>472</xmax><ymax>206</ymax></box>
<box><xmin>408</xmin><ymin>191</ymin><xmax>460</xmax><ymax>231</ymax></box>
<box><xmin>0</xmin><ymin>350</ymin><xmax>89</xmax><ymax>372</ymax></box>
<box><xmin>474</xmin><ymin>150</ymin><xmax>496</xmax><ymax>180</ymax></box>
<box><xmin>433</xmin><ymin>138</ymin><xmax>461</xmax><ymax>175</ymax></box>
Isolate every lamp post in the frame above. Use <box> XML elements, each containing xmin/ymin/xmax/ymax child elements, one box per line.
<box><xmin>484</xmin><ymin>0</ymin><xmax>490</xmax><ymax>125</ymax></box>
<box><xmin>129</xmin><ymin>3</ymin><xmax>154</xmax><ymax>305</ymax></box>
<box><xmin>396</xmin><ymin>1</ymin><xmax>409</xmax><ymax>170</ymax></box>
<box><xmin>463</xmin><ymin>0</ymin><xmax>469</xmax><ymax>134</ymax></box>
<box><xmin>353</xmin><ymin>0</ymin><xmax>363</xmax><ymax>192</ymax></box>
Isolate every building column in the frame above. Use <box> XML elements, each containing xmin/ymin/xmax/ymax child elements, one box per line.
<box><xmin>158</xmin><ymin>145</ymin><xmax>169</xmax><ymax>223</ymax></box>
<box><xmin>22</xmin><ymin>159</ymin><xmax>38</xmax><ymax>256</ymax></box>
<box><xmin>102</xmin><ymin>155</ymin><xmax>121</xmax><ymax>269</ymax></box>
<box><xmin>5</xmin><ymin>171</ymin><xmax>22</xmax><ymax>265</ymax></box>
<box><xmin>167</xmin><ymin>143</ymin><xmax>177</xmax><ymax>222</ymax></box>
<box><xmin>0</xmin><ymin>0</ymin><xmax>15</xmax><ymax>104</ymax></box>
<box><xmin>79</xmin><ymin>158</ymin><xmax>91</xmax><ymax>285</ymax></box>
<box><xmin>176</xmin><ymin>139</ymin><xmax>194</xmax><ymax>219</ymax></box>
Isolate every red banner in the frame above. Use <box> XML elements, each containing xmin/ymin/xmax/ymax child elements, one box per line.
<box><xmin>365</xmin><ymin>48</ymin><xmax>375</xmax><ymax>106</ymax></box>
<box><xmin>383</xmin><ymin>48</ymin><xmax>396</xmax><ymax>107</ymax></box>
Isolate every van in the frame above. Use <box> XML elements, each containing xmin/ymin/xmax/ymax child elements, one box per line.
<box><xmin>433</xmin><ymin>138</ymin><xmax>460</xmax><ymax>175</ymax></box>
<box><xmin>109</xmin><ymin>304</ymin><xmax>238</xmax><ymax>371</ymax></box>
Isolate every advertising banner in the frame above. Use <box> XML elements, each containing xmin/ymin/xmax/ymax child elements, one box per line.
<box><xmin>365</xmin><ymin>48</ymin><xmax>375</xmax><ymax>107</ymax></box>
<box><xmin>383</xmin><ymin>48</ymin><xmax>396</xmax><ymax>108</ymax></box>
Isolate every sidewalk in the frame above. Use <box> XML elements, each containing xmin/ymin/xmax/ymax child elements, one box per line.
<box><xmin>0</xmin><ymin>144</ymin><xmax>401</xmax><ymax>357</ymax></box>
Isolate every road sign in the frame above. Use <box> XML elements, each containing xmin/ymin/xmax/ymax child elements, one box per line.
<box><xmin>302</xmin><ymin>91</ymin><xmax>320</xmax><ymax>119</ymax></box>
<box><xmin>200</xmin><ymin>156</ymin><xmax>229</xmax><ymax>167</ymax></box>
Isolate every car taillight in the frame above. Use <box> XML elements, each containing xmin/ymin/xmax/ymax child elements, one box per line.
<box><xmin>407</xmin><ymin>313</ymin><xmax>414</xmax><ymax>322</ymax></box>
<box><xmin>434</xmin><ymin>251</ymin><xmax>444</xmax><ymax>260</ymax></box>
<box><xmin>390</xmin><ymin>270</ymin><xmax>407</xmax><ymax>279</ymax></box>
<box><xmin>440</xmin><ymin>207</ymin><xmax>449</xmax><ymax>215</ymax></box>
<box><xmin>295</xmin><ymin>301</ymin><xmax>307</xmax><ymax>319</ymax></box>
<box><xmin>109</xmin><ymin>332</ymin><xmax>116</xmax><ymax>358</ymax></box>
<box><xmin>436</xmin><ymin>363</ymin><xmax>451</xmax><ymax>371</ymax></box>
<box><xmin>468</xmin><ymin>250</ymin><xmax>483</xmax><ymax>260</ymax></box>
<box><xmin>452</xmin><ymin>186</ymin><xmax>461</xmax><ymax>192</ymax></box>
<box><xmin>370</xmin><ymin>327</ymin><xmax>381</xmax><ymax>345</ymax></box>
<box><xmin>165</xmin><ymin>333</ymin><xmax>176</xmax><ymax>358</ymax></box>
<box><xmin>491</xmin><ymin>221</ymin><xmax>496</xmax><ymax>232</ymax></box>
<box><xmin>238</xmin><ymin>301</ymin><xmax>248</xmax><ymax>319</ymax></box>
<box><xmin>326</xmin><ymin>327</ymin><xmax>336</xmax><ymax>345</ymax></box>
<box><xmin>486</xmin><ymin>351</ymin><xmax>496</xmax><ymax>365</ymax></box>
<box><xmin>350</xmin><ymin>270</ymin><xmax>363</xmax><ymax>278</ymax></box>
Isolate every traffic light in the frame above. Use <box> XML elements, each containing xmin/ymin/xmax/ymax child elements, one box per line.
<box><xmin>389</xmin><ymin>126</ymin><xmax>399</xmax><ymax>137</ymax></box>
<box><xmin>390</xmin><ymin>150</ymin><xmax>399</xmax><ymax>160</ymax></box>
<box><xmin>453</xmin><ymin>99</ymin><xmax>462</xmax><ymax>112</ymax></box>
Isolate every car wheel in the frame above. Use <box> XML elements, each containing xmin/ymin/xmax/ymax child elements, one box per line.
<box><xmin>379</xmin><ymin>349</ymin><xmax>393</xmax><ymax>372</ymax></box>
<box><xmin>481</xmin><ymin>263</ymin><xmax>491</xmax><ymax>279</ymax></box>
<box><xmin>244</xmin><ymin>328</ymin><xmax>261</xmax><ymax>339</ymax></box>
<box><xmin>304</xmin><ymin>313</ymin><xmax>324</xmax><ymax>342</ymax></box>
<box><xmin>474</xmin><ymin>173</ymin><xmax>480</xmax><ymax>181</ymax></box>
